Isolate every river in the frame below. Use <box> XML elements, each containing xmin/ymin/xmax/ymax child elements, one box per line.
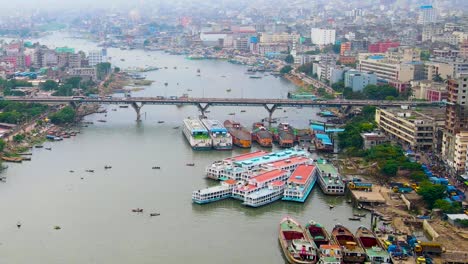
<box><xmin>0</xmin><ymin>32</ymin><xmax>371</xmax><ymax>264</ymax></box>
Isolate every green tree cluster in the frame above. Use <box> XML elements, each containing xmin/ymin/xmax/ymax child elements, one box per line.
<box><xmin>433</xmin><ymin>199</ymin><xmax>462</xmax><ymax>214</ymax></box>
<box><xmin>49</xmin><ymin>107</ymin><xmax>76</xmax><ymax>124</ymax></box>
<box><xmin>0</xmin><ymin>138</ymin><xmax>5</xmax><ymax>152</ymax></box>
<box><xmin>284</xmin><ymin>54</ymin><xmax>295</xmax><ymax>64</ymax></box>
<box><xmin>417</xmin><ymin>181</ymin><xmax>447</xmax><ymax>208</ymax></box>
<box><xmin>342</xmin><ymin>84</ymin><xmax>400</xmax><ymax>100</ymax></box>
<box><xmin>280</xmin><ymin>65</ymin><xmax>293</xmax><ymax>75</ymax></box>
<box><xmin>96</xmin><ymin>62</ymin><xmax>111</xmax><ymax>80</ymax></box>
<box><xmin>0</xmin><ymin>101</ymin><xmax>48</xmax><ymax>124</ymax></box>
<box><xmin>338</xmin><ymin>106</ymin><xmax>376</xmax><ymax>151</ymax></box>
<box><xmin>297</xmin><ymin>62</ymin><xmax>313</xmax><ymax>76</ymax></box>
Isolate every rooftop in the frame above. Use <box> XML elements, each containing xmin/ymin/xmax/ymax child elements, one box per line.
<box><xmin>201</xmin><ymin>119</ymin><xmax>228</xmax><ymax>133</ymax></box>
<box><xmin>251</xmin><ymin>169</ymin><xmax>287</xmax><ymax>183</ymax></box>
<box><xmin>266</xmin><ymin>156</ymin><xmax>310</xmax><ymax>169</ymax></box>
<box><xmin>234</xmin><ymin>149</ymin><xmax>308</xmax><ymax>167</ymax></box>
<box><xmin>287</xmin><ymin>165</ymin><xmax>316</xmax><ymax>185</ymax></box>
<box><xmin>225</xmin><ymin>150</ymin><xmax>269</xmax><ymax>163</ymax></box>
<box><xmin>183</xmin><ymin>118</ymin><xmax>208</xmax><ymax>133</ymax></box>
<box><xmin>196</xmin><ymin>185</ymin><xmax>230</xmax><ymax>195</ymax></box>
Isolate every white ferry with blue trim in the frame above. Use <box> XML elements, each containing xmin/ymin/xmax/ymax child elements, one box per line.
<box><xmin>192</xmin><ymin>179</ymin><xmax>238</xmax><ymax>204</ymax></box>
<box><xmin>315</xmin><ymin>159</ymin><xmax>345</xmax><ymax>195</ymax></box>
<box><xmin>282</xmin><ymin>164</ymin><xmax>317</xmax><ymax>202</ymax></box>
<box><xmin>243</xmin><ymin>181</ymin><xmax>285</xmax><ymax>207</ymax></box>
<box><xmin>183</xmin><ymin>118</ymin><xmax>212</xmax><ymax>150</ymax></box>
<box><xmin>200</xmin><ymin>119</ymin><xmax>232</xmax><ymax>150</ymax></box>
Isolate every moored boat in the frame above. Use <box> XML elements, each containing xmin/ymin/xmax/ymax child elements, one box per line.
<box><xmin>243</xmin><ymin>180</ymin><xmax>285</xmax><ymax>207</ymax></box>
<box><xmin>192</xmin><ymin>179</ymin><xmax>238</xmax><ymax>204</ymax></box>
<box><xmin>1</xmin><ymin>156</ymin><xmax>23</xmax><ymax>163</ymax></box>
<box><xmin>355</xmin><ymin>226</ymin><xmax>390</xmax><ymax>264</ymax></box>
<box><xmin>224</xmin><ymin>120</ymin><xmax>251</xmax><ymax>148</ymax></box>
<box><xmin>252</xmin><ymin>122</ymin><xmax>273</xmax><ymax>147</ymax></box>
<box><xmin>304</xmin><ymin>220</ymin><xmax>333</xmax><ymax>249</ymax></box>
<box><xmin>282</xmin><ymin>165</ymin><xmax>317</xmax><ymax>202</ymax></box>
<box><xmin>331</xmin><ymin>224</ymin><xmax>367</xmax><ymax>263</ymax></box>
<box><xmin>277</xmin><ymin>123</ymin><xmax>295</xmax><ymax>148</ymax></box>
<box><xmin>201</xmin><ymin>119</ymin><xmax>232</xmax><ymax>150</ymax></box>
<box><xmin>279</xmin><ymin>217</ymin><xmax>318</xmax><ymax>264</ymax></box>
<box><xmin>315</xmin><ymin>159</ymin><xmax>345</xmax><ymax>195</ymax></box>
<box><xmin>182</xmin><ymin>119</ymin><xmax>212</xmax><ymax>150</ymax></box>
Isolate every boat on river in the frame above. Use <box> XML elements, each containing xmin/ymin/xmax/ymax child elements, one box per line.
<box><xmin>182</xmin><ymin>119</ymin><xmax>212</xmax><ymax>150</ymax></box>
<box><xmin>355</xmin><ymin>226</ymin><xmax>390</xmax><ymax>264</ymax></box>
<box><xmin>279</xmin><ymin>217</ymin><xmax>317</xmax><ymax>264</ymax></box>
<box><xmin>224</xmin><ymin>120</ymin><xmax>251</xmax><ymax>148</ymax></box>
<box><xmin>201</xmin><ymin>119</ymin><xmax>232</xmax><ymax>150</ymax></box>
<box><xmin>277</xmin><ymin>123</ymin><xmax>295</xmax><ymax>148</ymax></box>
<box><xmin>331</xmin><ymin>224</ymin><xmax>366</xmax><ymax>263</ymax></box>
<box><xmin>315</xmin><ymin>159</ymin><xmax>345</xmax><ymax>195</ymax></box>
<box><xmin>1</xmin><ymin>156</ymin><xmax>23</xmax><ymax>163</ymax></box>
<box><xmin>251</xmin><ymin>122</ymin><xmax>273</xmax><ymax>147</ymax></box>
<box><xmin>282</xmin><ymin>165</ymin><xmax>317</xmax><ymax>203</ymax></box>
<box><xmin>192</xmin><ymin>179</ymin><xmax>238</xmax><ymax>204</ymax></box>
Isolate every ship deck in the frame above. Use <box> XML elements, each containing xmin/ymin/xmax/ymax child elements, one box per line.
<box><xmin>287</xmin><ymin>165</ymin><xmax>315</xmax><ymax>185</ymax></box>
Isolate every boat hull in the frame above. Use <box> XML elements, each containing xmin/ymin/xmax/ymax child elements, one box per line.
<box><xmin>192</xmin><ymin>195</ymin><xmax>231</xmax><ymax>204</ymax></box>
<box><xmin>243</xmin><ymin>192</ymin><xmax>283</xmax><ymax>207</ymax></box>
<box><xmin>332</xmin><ymin>225</ymin><xmax>367</xmax><ymax>263</ymax></box>
<box><xmin>232</xmin><ymin>137</ymin><xmax>251</xmax><ymax>148</ymax></box>
<box><xmin>279</xmin><ymin>217</ymin><xmax>317</xmax><ymax>264</ymax></box>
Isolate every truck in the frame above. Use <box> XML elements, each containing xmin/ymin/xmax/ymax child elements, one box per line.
<box><xmin>390</xmin><ymin>183</ymin><xmax>413</xmax><ymax>193</ymax></box>
<box><xmin>348</xmin><ymin>178</ymin><xmax>373</xmax><ymax>191</ymax></box>
<box><xmin>414</xmin><ymin>242</ymin><xmax>444</xmax><ymax>255</ymax></box>
<box><xmin>429</xmin><ymin>177</ymin><xmax>449</xmax><ymax>185</ymax></box>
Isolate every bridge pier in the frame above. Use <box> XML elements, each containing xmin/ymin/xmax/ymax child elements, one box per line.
<box><xmin>69</xmin><ymin>101</ymin><xmax>80</xmax><ymax>110</ymax></box>
<box><xmin>263</xmin><ymin>104</ymin><xmax>278</xmax><ymax>128</ymax></box>
<box><xmin>197</xmin><ymin>103</ymin><xmax>210</xmax><ymax>117</ymax></box>
<box><xmin>131</xmin><ymin>102</ymin><xmax>145</xmax><ymax>122</ymax></box>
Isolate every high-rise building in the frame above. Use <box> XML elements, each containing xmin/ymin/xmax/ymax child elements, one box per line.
<box><xmin>310</xmin><ymin>28</ymin><xmax>336</xmax><ymax>45</ymax></box>
<box><xmin>344</xmin><ymin>70</ymin><xmax>377</xmax><ymax>92</ymax></box>
<box><xmin>88</xmin><ymin>49</ymin><xmax>107</xmax><ymax>67</ymax></box>
<box><xmin>418</xmin><ymin>5</ymin><xmax>437</xmax><ymax>24</ymax></box>
<box><xmin>442</xmin><ymin>74</ymin><xmax>468</xmax><ymax>174</ymax></box>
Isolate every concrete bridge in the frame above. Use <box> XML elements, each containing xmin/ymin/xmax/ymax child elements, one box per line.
<box><xmin>4</xmin><ymin>96</ymin><xmax>445</xmax><ymax>122</ymax></box>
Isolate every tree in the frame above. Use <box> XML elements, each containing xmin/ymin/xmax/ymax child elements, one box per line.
<box><xmin>0</xmin><ymin>138</ymin><xmax>5</xmax><ymax>152</ymax></box>
<box><xmin>280</xmin><ymin>65</ymin><xmax>293</xmax><ymax>75</ymax></box>
<box><xmin>13</xmin><ymin>134</ymin><xmax>25</xmax><ymax>143</ymax></box>
<box><xmin>96</xmin><ymin>62</ymin><xmax>111</xmax><ymax>80</ymax></box>
<box><xmin>65</xmin><ymin>77</ymin><xmax>82</xmax><ymax>88</ymax></box>
<box><xmin>362</xmin><ymin>84</ymin><xmax>398</xmax><ymax>100</ymax></box>
<box><xmin>41</xmin><ymin>80</ymin><xmax>59</xmax><ymax>91</ymax></box>
<box><xmin>284</xmin><ymin>54</ymin><xmax>294</xmax><ymax>64</ymax></box>
<box><xmin>49</xmin><ymin>106</ymin><xmax>76</xmax><ymax>124</ymax></box>
<box><xmin>332</xmin><ymin>81</ymin><xmax>345</xmax><ymax>92</ymax></box>
<box><xmin>381</xmin><ymin>162</ymin><xmax>398</xmax><ymax>176</ymax></box>
<box><xmin>433</xmin><ymin>199</ymin><xmax>462</xmax><ymax>214</ymax></box>
<box><xmin>417</xmin><ymin>182</ymin><xmax>447</xmax><ymax>208</ymax></box>
<box><xmin>114</xmin><ymin>67</ymin><xmax>121</xmax><ymax>73</ymax></box>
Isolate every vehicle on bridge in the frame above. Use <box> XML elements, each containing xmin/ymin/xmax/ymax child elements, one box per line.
<box><xmin>72</xmin><ymin>96</ymin><xmax>85</xmax><ymax>100</ymax></box>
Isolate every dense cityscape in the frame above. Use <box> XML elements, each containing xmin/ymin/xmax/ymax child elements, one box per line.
<box><xmin>0</xmin><ymin>0</ymin><xmax>468</xmax><ymax>263</ymax></box>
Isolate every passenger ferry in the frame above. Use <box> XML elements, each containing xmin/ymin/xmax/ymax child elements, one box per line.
<box><xmin>192</xmin><ymin>179</ymin><xmax>238</xmax><ymax>204</ymax></box>
<box><xmin>201</xmin><ymin>119</ymin><xmax>233</xmax><ymax>150</ymax></box>
<box><xmin>241</xmin><ymin>156</ymin><xmax>311</xmax><ymax>181</ymax></box>
<box><xmin>282</xmin><ymin>164</ymin><xmax>317</xmax><ymax>202</ymax></box>
<box><xmin>232</xmin><ymin>169</ymin><xmax>289</xmax><ymax>201</ymax></box>
<box><xmin>315</xmin><ymin>159</ymin><xmax>345</xmax><ymax>195</ymax></box>
<box><xmin>205</xmin><ymin>149</ymin><xmax>308</xmax><ymax>181</ymax></box>
<box><xmin>183</xmin><ymin>118</ymin><xmax>212</xmax><ymax>150</ymax></box>
<box><xmin>243</xmin><ymin>181</ymin><xmax>285</xmax><ymax>207</ymax></box>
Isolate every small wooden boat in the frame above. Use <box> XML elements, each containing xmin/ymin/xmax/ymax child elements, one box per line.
<box><xmin>150</xmin><ymin>213</ymin><xmax>160</xmax><ymax>217</ymax></box>
<box><xmin>329</xmin><ymin>204</ymin><xmax>335</xmax><ymax>209</ymax></box>
<box><xmin>45</xmin><ymin>147</ymin><xmax>52</xmax><ymax>150</ymax></box>
<box><xmin>1</xmin><ymin>156</ymin><xmax>22</xmax><ymax>163</ymax></box>
<box><xmin>331</xmin><ymin>224</ymin><xmax>367</xmax><ymax>263</ymax></box>
<box><xmin>104</xmin><ymin>166</ymin><xmax>112</xmax><ymax>169</ymax></box>
<box><xmin>353</xmin><ymin>213</ymin><xmax>366</xmax><ymax>217</ymax></box>
<box><xmin>172</xmin><ymin>126</ymin><xmax>180</xmax><ymax>129</ymax></box>
<box><xmin>35</xmin><ymin>145</ymin><xmax>44</xmax><ymax>148</ymax></box>
<box><xmin>226</xmin><ymin>88</ymin><xmax>232</xmax><ymax>92</ymax></box>
<box><xmin>157</xmin><ymin>121</ymin><xmax>165</xmax><ymax>124</ymax></box>
<box><xmin>356</xmin><ymin>226</ymin><xmax>390</xmax><ymax>263</ymax></box>
<box><xmin>132</xmin><ymin>208</ymin><xmax>143</xmax><ymax>213</ymax></box>
<box><xmin>348</xmin><ymin>217</ymin><xmax>361</xmax><ymax>221</ymax></box>
<box><xmin>85</xmin><ymin>170</ymin><xmax>95</xmax><ymax>173</ymax></box>
<box><xmin>53</xmin><ymin>226</ymin><xmax>61</xmax><ymax>230</ymax></box>
<box><xmin>97</xmin><ymin>120</ymin><xmax>107</xmax><ymax>123</ymax></box>
<box><xmin>119</xmin><ymin>105</ymin><xmax>129</xmax><ymax>108</ymax></box>
<box><xmin>164</xmin><ymin>82</ymin><xmax>168</xmax><ymax>86</ymax></box>
<box><xmin>186</xmin><ymin>163</ymin><xmax>195</xmax><ymax>167</ymax></box>
<box><xmin>240</xmin><ymin>110</ymin><xmax>246</xmax><ymax>113</ymax></box>
<box><xmin>228</xmin><ymin>113</ymin><xmax>235</xmax><ymax>115</ymax></box>
<box><xmin>69</xmin><ymin>170</ymin><xmax>74</xmax><ymax>173</ymax></box>
<box><xmin>22</xmin><ymin>157</ymin><xmax>31</xmax><ymax>161</ymax></box>
<box><xmin>279</xmin><ymin>217</ymin><xmax>317</xmax><ymax>264</ymax></box>
<box><xmin>152</xmin><ymin>166</ymin><xmax>161</xmax><ymax>170</ymax></box>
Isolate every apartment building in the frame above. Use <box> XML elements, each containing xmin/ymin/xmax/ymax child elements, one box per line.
<box><xmin>358</xmin><ymin>56</ymin><xmax>414</xmax><ymax>83</ymax></box>
<box><xmin>375</xmin><ymin>107</ymin><xmax>445</xmax><ymax>150</ymax></box>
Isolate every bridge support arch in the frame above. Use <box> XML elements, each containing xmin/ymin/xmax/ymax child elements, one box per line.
<box><xmin>263</xmin><ymin>104</ymin><xmax>278</xmax><ymax>128</ymax></box>
<box><xmin>197</xmin><ymin>103</ymin><xmax>210</xmax><ymax>117</ymax></box>
<box><xmin>131</xmin><ymin>102</ymin><xmax>145</xmax><ymax>122</ymax></box>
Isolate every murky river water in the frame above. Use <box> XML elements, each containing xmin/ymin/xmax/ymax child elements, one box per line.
<box><xmin>0</xmin><ymin>32</ymin><xmax>371</xmax><ymax>263</ymax></box>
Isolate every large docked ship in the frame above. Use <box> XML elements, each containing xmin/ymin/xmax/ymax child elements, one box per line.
<box><xmin>315</xmin><ymin>159</ymin><xmax>345</xmax><ymax>195</ymax></box>
<box><xmin>279</xmin><ymin>217</ymin><xmax>317</xmax><ymax>264</ymax></box>
<box><xmin>192</xmin><ymin>179</ymin><xmax>238</xmax><ymax>204</ymax></box>
<box><xmin>304</xmin><ymin>220</ymin><xmax>342</xmax><ymax>264</ymax></box>
<box><xmin>205</xmin><ymin>149</ymin><xmax>308</xmax><ymax>180</ymax></box>
<box><xmin>182</xmin><ymin>118</ymin><xmax>212</xmax><ymax>150</ymax></box>
<box><xmin>251</xmin><ymin>122</ymin><xmax>273</xmax><ymax>147</ymax></box>
<box><xmin>232</xmin><ymin>169</ymin><xmax>289</xmax><ymax>202</ymax></box>
<box><xmin>331</xmin><ymin>225</ymin><xmax>367</xmax><ymax>263</ymax></box>
<box><xmin>200</xmin><ymin>119</ymin><xmax>233</xmax><ymax>150</ymax></box>
<box><xmin>277</xmin><ymin>123</ymin><xmax>295</xmax><ymax>148</ymax></box>
<box><xmin>241</xmin><ymin>156</ymin><xmax>311</xmax><ymax>181</ymax></box>
<box><xmin>282</xmin><ymin>164</ymin><xmax>317</xmax><ymax>202</ymax></box>
<box><xmin>224</xmin><ymin>120</ymin><xmax>251</xmax><ymax>148</ymax></box>
<box><xmin>243</xmin><ymin>181</ymin><xmax>285</xmax><ymax>207</ymax></box>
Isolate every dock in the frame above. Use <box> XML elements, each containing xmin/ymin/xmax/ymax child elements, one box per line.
<box><xmin>350</xmin><ymin>185</ymin><xmax>386</xmax><ymax>204</ymax></box>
